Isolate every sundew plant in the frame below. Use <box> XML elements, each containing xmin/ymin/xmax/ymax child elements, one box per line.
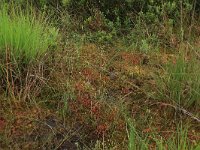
<box><xmin>0</xmin><ymin>4</ymin><xmax>58</xmax><ymax>63</ymax></box>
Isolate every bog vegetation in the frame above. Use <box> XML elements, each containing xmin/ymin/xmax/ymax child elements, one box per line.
<box><xmin>0</xmin><ymin>0</ymin><xmax>200</xmax><ymax>149</ymax></box>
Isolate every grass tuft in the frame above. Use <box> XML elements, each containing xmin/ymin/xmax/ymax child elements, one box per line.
<box><xmin>0</xmin><ymin>4</ymin><xmax>58</xmax><ymax>63</ymax></box>
<box><xmin>156</xmin><ymin>50</ymin><xmax>200</xmax><ymax>107</ymax></box>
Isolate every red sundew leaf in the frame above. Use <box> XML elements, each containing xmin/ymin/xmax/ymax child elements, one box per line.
<box><xmin>91</xmin><ymin>106</ymin><xmax>99</xmax><ymax>114</ymax></box>
<box><xmin>96</xmin><ymin>124</ymin><xmax>109</xmax><ymax>135</ymax></box>
<box><xmin>91</xmin><ymin>105</ymin><xmax>101</xmax><ymax>119</ymax></box>
<box><xmin>77</xmin><ymin>95</ymin><xmax>92</xmax><ymax>109</ymax></box>
<box><xmin>75</xmin><ymin>82</ymin><xmax>85</xmax><ymax>92</ymax></box>
<box><xmin>81</xmin><ymin>68</ymin><xmax>99</xmax><ymax>81</ymax></box>
<box><xmin>121</xmin><ymin>52</ymin><xmax>141</xmax><ymax>65</ymax></box>
<box><xmin>121</xmin><ymin>87</ymin><xmax>131</xmax><ymax>94</ymax></box>
<box><xmin>143</xmin><ymin>128</ymin><xmax>152</xmax><ymax>133</ymax></box>
<box><xmin>0</xmin><ymin>118</ymin><xmax>6</xmax><ymax>132</ymax></box>
<box><xmin>82</xmin><ymin>99</ymin><xmax>91</xmax><ymax>108</ymax></box>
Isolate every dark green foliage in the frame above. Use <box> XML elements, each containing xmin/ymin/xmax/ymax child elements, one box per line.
<box><xmin>55</xmin><ymin>1</ymin><xmax>197</xmax><ymax>23</ymax></box>
<box><xmin>6</xmin><ymin>0</ymin><xmax>198</xmax><ymax>28</ymax></box>
<box><xmin>3</xmin><ymin>0</ymin><xmax>199</xmax><ymax>46</ymax></box>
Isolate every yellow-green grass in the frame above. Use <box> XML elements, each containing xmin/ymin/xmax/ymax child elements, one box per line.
<box><xmin>0</xmin><ymin>4</ymin><xmax>58</xmax><ymax>63</ymax></box>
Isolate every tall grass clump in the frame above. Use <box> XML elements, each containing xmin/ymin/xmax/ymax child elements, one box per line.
<box><xmin>156</xmin><ymin>51</ymin><xmax>200</xmax><ymax>107</ymax></box>
<box><xmin>0</xmin><ymin>3</ymin><xmax>58</xmax><ymax>97</ymax></box>
<box><xmin>0</xmin><ymin>4</ymin><xmax>58</xmax><ymax>63</ymax></box>
<box><xmin>127</xmin><ymin>119</ymin><xmax>149</xmax><ymax>150</ymax></box>
<box><xmin>166</xmin><ymin>126</ymin><xmax>190</xmax><ymax>150</ymax></box>
<box><xmin>154</xmin><ymin>125</ymin><xmax>198</xmax><ymax>150</ymax></box>
<box><xmin>127</xmin><ymin>121</ymin><xmax>198</xmax><ymax>150</ymax></box>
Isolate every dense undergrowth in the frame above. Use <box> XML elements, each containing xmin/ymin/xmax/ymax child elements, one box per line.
<box><xmin>0</xmin><ymin>1</ymin><xmax>200</xmax><ymax>149</ymax></box>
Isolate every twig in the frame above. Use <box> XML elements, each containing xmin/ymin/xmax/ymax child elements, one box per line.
<box><xmin>151</xmin><ymin>102</ymin><xmax>200</xmax><ymax>123</ymax></box>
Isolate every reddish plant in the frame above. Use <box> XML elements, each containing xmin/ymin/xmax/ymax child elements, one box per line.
<box><xmin>0</xmin><ymin>117</ymin><xmax>6</xmax><ymax>132</ymax></box>
<box><xmin>96</xmin><ymin>123</ymin><xmax>109</xmax><ymax>136</ymax></box>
